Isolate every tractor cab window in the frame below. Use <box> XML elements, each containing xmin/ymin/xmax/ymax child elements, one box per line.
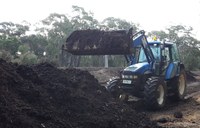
<box><xmin>138</xmin><ymin>45</ymin><xmax>160</xmax><ymax>63</ymax></box>
<box><xmin>162</xmin><ymin>47</ymin><xmax>170</xmax><ymax>61</ymax></box>
<box><xmin>138</xmin><ymin>48</ymin><xmax>146</xmax><ymax>62</ymax></box>
<box><xmin>171</xmin><ymin>44</ymin><xmax>180</xmax><ymax>61</ymax></box>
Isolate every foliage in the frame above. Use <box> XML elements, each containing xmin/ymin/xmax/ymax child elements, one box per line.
<box><xmin>0</xmin><ymin>35</ymin><xmax>20</xmax><ymax>55</ymax></box>
<box><xmin>19</xmin><ymin>52</ymin><xmax>38</xmax><ymax>64</ymax></box>
<box><xmin>0</xmin><ymin>50</ymin><xmax>13</xmax><ymax>62</ymax></box>
<box><xmin>18</xmin><ymin>44</ymin><xmax>30</xmax><ymax>54</ymax></box>
<box><xmin>101</xmin><ymin>17</ymin><xmax>138</xmax><ymax>32</ymax></box>
<box><xmin>179</xmin><ymin>45</ymin><xmax>200</xmax><ymax>70</ymax></box>
<box><xmin>148</xmin><ymin>30</ymin><xmax>168</xmax><ymax>41</ymax></box>
<box><xmin>20</xmin><ymin>34</ymin><xmax>48</xmax><ymax>58</ymax></box>
<box><xmin>0</xmin><ymin>22</ymin><xmax>29</xmax><ymax>37</ymax></box>
<box><xmin>71</xmin><ymin>5</ymin><xmax>99</xmax><ymax>29</ymax></box>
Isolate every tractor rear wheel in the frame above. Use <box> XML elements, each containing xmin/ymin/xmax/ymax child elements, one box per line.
<box><xmin>144</xmin><ymin>77</ymin><xmax>167</xmax><ymax>110</ymax></box>
<box><xmin>168</xmin><ymin>70</ymin><xmax>186</xmax><ymax>101</ymax></box>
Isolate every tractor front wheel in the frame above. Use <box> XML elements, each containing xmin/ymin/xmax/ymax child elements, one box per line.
<box><xmin>144</xmin><ymin>77</ymin><xmax>167</xmax><ymax>110</ymax></box>
<box><xmin>105</xmin><ymin>78</ymin><xmax>121</xmax><ymax>99</ymax></box>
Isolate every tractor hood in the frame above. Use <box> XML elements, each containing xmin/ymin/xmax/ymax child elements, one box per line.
<box><xmin>123</xmin><ymin>62</ymin><xmax>150</xmax><ymax>75</ymax></box>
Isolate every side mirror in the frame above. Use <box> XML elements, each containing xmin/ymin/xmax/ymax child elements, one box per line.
<box><xmin>161</xmin><ymin>40</ymin><xmax>166</xmax><ymax>50</ymax></box>
<box><xmin>161</xmin><ymin>45</ymin><xmax>164</xmax><ymax>50</ymax></box>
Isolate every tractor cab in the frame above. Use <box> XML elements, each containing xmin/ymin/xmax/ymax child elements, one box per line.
<box><xmin>124</xmin><ymin>41</ymin><xmax>180</xmax><ymax>78</ymax></box>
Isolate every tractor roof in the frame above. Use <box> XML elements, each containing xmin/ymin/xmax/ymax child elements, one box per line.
<box><xmin>148</xmin><ymin>41</ymin><xmax>174</xmax><ymax>46</ymax></box>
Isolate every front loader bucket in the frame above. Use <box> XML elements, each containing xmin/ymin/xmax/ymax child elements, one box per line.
<box><xmin>63</xmin><ymin>29</ymin><xmax>132</xmax><ymax>55</ymax></box>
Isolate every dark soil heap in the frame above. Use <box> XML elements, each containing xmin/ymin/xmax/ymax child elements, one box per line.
<box><xmin>0</xmin><ymin>59</ymin><xmax>159</xmax><ymax>128</ymax></box>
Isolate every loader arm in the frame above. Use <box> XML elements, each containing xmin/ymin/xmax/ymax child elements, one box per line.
<box><xmin>131</xmin><ymin>30</ymin><xmax>155</xmax><ymax>64</ymax></box>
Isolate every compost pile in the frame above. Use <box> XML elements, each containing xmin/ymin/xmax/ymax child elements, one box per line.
<box><xmin>0</xmin><ymin>59</ymin><xmax>159</xmax><ymax>128</ymax></box>
<box><xmin>65</xmin><ymin>29</ymin><xmax>131</xmax><ymax>55</ymax></box>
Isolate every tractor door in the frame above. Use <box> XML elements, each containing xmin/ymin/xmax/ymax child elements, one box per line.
<box><xmin>165</xmin><ymin>44</ymin><xmax>180</xmax><ymax>80</ymax></box>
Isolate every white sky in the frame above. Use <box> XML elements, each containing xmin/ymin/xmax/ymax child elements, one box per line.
<box><xmin>0</xmin><ymin>0</ymin><xmax>200</xmax><ymax>39</ymax></box>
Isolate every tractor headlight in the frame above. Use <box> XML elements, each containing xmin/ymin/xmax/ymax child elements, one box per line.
<box><xmin>122</xmin><ymin>75</ymin><xmax>126</xmax><ymax>78</ymax></box>
<box><xmin>129</xmin><ymin>75</ymin><xmax>133</xmax><ymax>79</ymax></box>
<box><xmin>133</xmin><ymin>75</ymin><xmax>138</xmax><ymax>79</ymax></box>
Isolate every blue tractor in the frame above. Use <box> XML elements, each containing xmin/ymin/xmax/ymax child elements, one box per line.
<box><xmin>107</xmin><ymin>30</ymin><xmax>186</xmax><ymax>109</ymax></box>
<box><xmin>64</xmin><ymin>29</ymin><xmax>187</xmax><ymax>110</ymax></box>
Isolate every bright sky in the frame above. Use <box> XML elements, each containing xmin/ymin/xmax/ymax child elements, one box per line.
<box><xmin>0</xmin><ymin>0</ymin><xmax>200</xmax><ymax>38</ymax></box>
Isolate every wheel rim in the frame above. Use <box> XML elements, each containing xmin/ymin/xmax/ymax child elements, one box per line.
<box><xmin>157</xmin><ymin>84</ymin><xmax>164</xmax><ymax>105</ymax></box>
<box><xmin>119</xmin><ymin>94</ymin><xmax>128</xmax><ymax>101</ymax></box>
<box><xmin>179</xmin><ymin>74</ymin><xmax>185</xmax><ymax>95</ymax></box>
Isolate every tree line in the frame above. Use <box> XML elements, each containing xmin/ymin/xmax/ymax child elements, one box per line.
<box><xmin>0</xmin><ymin>6</ymin><xmax>199</xmax><ymax>70</ymax></box>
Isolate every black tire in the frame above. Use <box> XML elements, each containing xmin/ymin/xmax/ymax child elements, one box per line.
<box><xmin>144</xmin><ymin>77</ymin><xmax>167</xmax><ymax>110</ymax></box>
<box><xmin>106</xmin><ymin>78</ymin><xmax>128</xmax><ymax>102</ymax></box>
<box><xmin>105</xmin><ymin>78</ymin><xmax>120</xmax><ymax>99</ymax></box>
<box><xmin>168</xmin><ymin>69</ymin><xmax>187</xmax><ymax>101</ymax></box>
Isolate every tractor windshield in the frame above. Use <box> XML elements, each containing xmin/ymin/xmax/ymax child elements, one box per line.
<box><xmin>138</xmin><ymin>44</ymin><xmax>160</xmax><ymax>63</ymax></box>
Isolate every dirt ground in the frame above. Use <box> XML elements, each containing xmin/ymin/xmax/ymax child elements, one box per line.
<box><xmin>86</xmin><ymin>67</ymin><xmax>200</xmax><ymax>128</ymax></box>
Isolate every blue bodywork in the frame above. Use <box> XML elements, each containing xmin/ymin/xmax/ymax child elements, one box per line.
<box><xmin>165</xmin><ymin>62</ymin><xmax>180</xmax><ymax>79</ymax></box>
<box><xmin>124</xmin><ymin>62</ymin><xmax>150</xmax><ymax>75</ymax></box>
<box><xmin>124</xmin><ymin>59</ymin><xmax>179</xmax><ymax>80</ymax></box>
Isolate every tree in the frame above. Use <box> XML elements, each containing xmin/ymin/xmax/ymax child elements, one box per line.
<box><xmin>38</xmin><ymin>13</ymin><xmax>74</xmax><ymax>66</ymax></box>
<box><xmin>101</xmin><ymin>17</ymin><xmax>138</xmax><ymax>32</ymax></box>
<box><xmin>0</xmin><ymin>22</ymin><xmax>30</xmax><ymax>57</ymax></box>
<box><xmin>71</xmin><ymin>5</ymin><xmax>99</xmax><ymax>30</ymax></box>
<box><xmin>0</xmin><ymin>22</ymin><xmax>29</xmax><ymax>37</ymax></box>
<box><xmin>0</xmin><ymin>50</ymin><xmax>13</xmax><ymax>62</ymax></box>
<box><xmin>39</xmin><ymin>6</ymin><xmax>100</xmax><ymax>67</ymax></box>
<box><xmin>18</xmin><ymin>44</ymin><xmax>30</xmax><ymax>54</ymax></box>
<box><xmin>19</xmin><ymin>52</ymin><xmax>38</xmax><ymax>64</ymax></box>
<box><xmin>148</xmin><ymin>30</ymin><xmax>168</xmax><ymax>41</ymax></box>
<box><xmin>181</xmin><ymin>45</ymin><xmax>200</xmax><ymax>70</ymax></box>
<box><xmin>20</xmin><ymin>34</ymin><xmax>48</xmax><ymax>58</ymax></box>
<box><xmin>0</xmin><ymin>35</ymin><xmax>20</xmax><ymax>55</ymax></box>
